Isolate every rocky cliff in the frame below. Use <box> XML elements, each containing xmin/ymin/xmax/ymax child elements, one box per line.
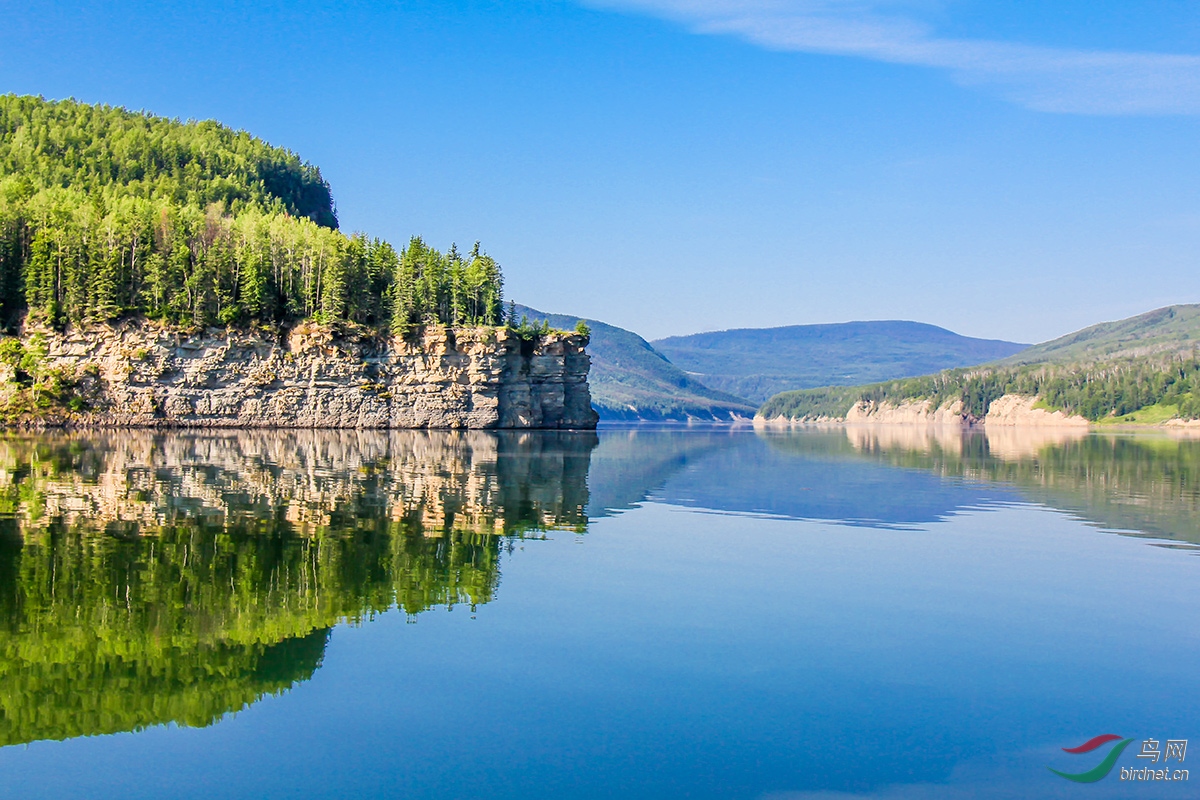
<box><xmin>982</xmin><ymin>394</ymin><xmax>1089</xmax><ymax>427</ymax></box>
<box><xmin>756</xmin><ymin>394</ymin><xmax>1090</xmax><ymax>428</ymax></box>
<box><xmin>844</xmin><ymin>397</ymin><xmax>968</xmax><ymax>425</ymax></box>
<box><xmin>11</xmin><ymin>320</ymin><xmax>598</xmax><ymax>429</ymax></box>
<box><xmin>840</xmin><ymin>395</ymin><xmax>1087</xmax><ymax>427</ymax></box>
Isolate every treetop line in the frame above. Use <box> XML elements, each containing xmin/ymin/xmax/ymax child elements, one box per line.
<box><xmin>0</xmin><ymin>95</ymin><xmax>505</xmax><ymax>332</ymax></box>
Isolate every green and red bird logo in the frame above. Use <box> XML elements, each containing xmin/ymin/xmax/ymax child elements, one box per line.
<box><xmin>1048</xmin><ymin>734</ymin><xmax>1133</xmax><ymax>782</ymax></box>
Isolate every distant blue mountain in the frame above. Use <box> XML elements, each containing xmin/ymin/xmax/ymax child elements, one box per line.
<box><xmin>652</xmin><ymin>321</ymin><xmax>1029</xmax><ymax>404</ymax></box>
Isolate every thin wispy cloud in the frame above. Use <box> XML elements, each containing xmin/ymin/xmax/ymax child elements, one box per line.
<box><xmin>584</xmin><ymin>0</ymin><xmax>1200</xmax><ymax>114</ymax></box>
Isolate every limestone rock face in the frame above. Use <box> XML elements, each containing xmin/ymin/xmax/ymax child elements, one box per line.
<box><xmin>982</xmin><ymin>394</ymin><xmax>1088</xmax><ymax>427</ymax></box>
<box><xmin>756</xmin><ymin>393</ymin><xmax>1095</xmax><ymax>429</ymax></box>
<box><xmin>39</xmin><ymin>320</ymin><xmax>599</xmax><ymax>429</ymax></box>
<box><xmin>843</xmin><ymin>397</ymin><xmax>967</xmax><ymax>425</ymax></box>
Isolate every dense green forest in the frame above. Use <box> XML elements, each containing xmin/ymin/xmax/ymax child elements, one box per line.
<box><xmin>759</xmin><ymin>351</ymin><xmax>1200</xmax><ymax>422</ymax></box>
<box><xmin>0</xmin><ymin>95</ymin><xmax>504</xmax><ymax>331</ymax></box>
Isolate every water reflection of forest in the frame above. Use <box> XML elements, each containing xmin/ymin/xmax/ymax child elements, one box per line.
<box><xmin>4</xmin><ymin>426</ymin><xmax>1197</xmax><ymax>750</ymax></box>
<box><xmin>591</xmin><ymin>426</ymin><xmax>1200</xmax><ymax>542</ymax></box>
<box><xmin>763</xmin><ymin>426</ymin><xmax>1200</xmax><ymax>544</ymax></box>
<box><xmin>0</xmin><ymin>430</ymin><xmax>596</xmax><ymax>748</ymax></box>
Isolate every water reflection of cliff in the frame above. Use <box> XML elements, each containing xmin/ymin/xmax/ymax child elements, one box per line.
<box><xmin>0</xmin><ymin>430</ymin><xmax>596</xmax><ymax>747</ymax></box>
<box><xmin>6</xmin><ymin>426</ymin><xmax>1195</xmax><ymax>750</ymax></box>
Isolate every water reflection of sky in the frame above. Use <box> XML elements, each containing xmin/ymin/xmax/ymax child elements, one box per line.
<box><xmin>588</xmin><ymin>427</ymin><xmax>1200</xmax><ymax>545</ymax></box>
<box><xmin>647</xmin><ymin>433</ymin><xmax>1022</xmax><ymax>528</ymax></box>
<box><xmin>9</xmin><ymin>500</ymin><xmax>1195</xmax><ymax>800</ymax></box>
<box><xmin>1</xmin><ymin>428</ymin><xmax>1199</xmax><ymax>800</ymax></box>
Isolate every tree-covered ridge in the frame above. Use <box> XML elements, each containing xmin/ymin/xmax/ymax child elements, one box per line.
<box><xmin>759</xmin><ymin>351</ymin><xmax>1200</xmax><ymax>422</ymax></box>
<box><xmin>0</xmin><ymin>95</ymin><xmax>504</xmax><ymax>331</ymax></box>
<box><xmin>0</xmin><ymin>95</ymin><xmax>336</xmax><ymax>227</ymax></box>
<box><xmin>652</xmin><ymin>320</ymin><xmax>1028</xmax><ymax>405</ymax></box>
<box><xmin>997</xmin><ymin>304</ymin><xmax>1200</xmax><ymax>366</ymax></box>
<box><xmin>757</xmin><ymin>305</ymin><xmax>1200</xmax><ymax>423</ymax></box>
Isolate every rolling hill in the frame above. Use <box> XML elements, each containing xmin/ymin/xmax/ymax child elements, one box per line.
<box><xmin>512</xmin><ymin>305</ymin><xmax>755</xmax><ymax>421</ymax></box>
<box><xmin>759</xmin><ymin>304</ymin><xmax>1200</xmax><ymax>423</ymax></box>
<box><xmin>997</xmin><ymin>304</ymin><xmax>1200</xmax><ymax>365</ymax></box>
<box><xmin>652</xmin><ymin>321</ymin><xmax>1029</xmax><ymax>404</ymax></box>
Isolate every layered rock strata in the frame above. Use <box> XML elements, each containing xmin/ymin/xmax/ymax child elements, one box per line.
<box><xmin>34</xmin><ymin>320</ymin><xmax>598</xmax><ymax>429</ymax></box>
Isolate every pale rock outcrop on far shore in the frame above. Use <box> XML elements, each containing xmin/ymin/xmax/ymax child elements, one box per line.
<box><xmin>844</xmin><ymin>398</ymin><xmax>966</xmax><ymax>425</ymax></box>
<box><xmin>982</xmin><ymin>394</ymin><xmax>1089</xmax><ymax>427</ymax></box>
<box><xmin>755</xmin><ymin>393</ymin><xmax>1095</xmax><ymax>428</ymax></box>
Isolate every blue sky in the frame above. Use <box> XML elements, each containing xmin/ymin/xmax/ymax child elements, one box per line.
<box><xmin>2</xmin><ymin>1</ymin><xmax>1199</xmax><ymax>342</ymax></box>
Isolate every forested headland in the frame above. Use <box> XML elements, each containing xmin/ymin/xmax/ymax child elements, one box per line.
<box><xmin>0</xmin><ymin>95</ymin><xmax>504</xmax><ymax>333</ymax></box>
<box><xmin>759</xmin><ymin>305</ymin><xmax>1200</xmax><ymax>424</ymax></box>
<box><xmin>760</xmin><ymin>346</ymin><xmax>1200</xmax><ymax>423</ymax></box>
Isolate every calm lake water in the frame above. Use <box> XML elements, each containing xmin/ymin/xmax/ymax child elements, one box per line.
<box><xmin>0</xmin><ymin>425</ymin><xmax>1197</xmax><ymax>799</ymax></box>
